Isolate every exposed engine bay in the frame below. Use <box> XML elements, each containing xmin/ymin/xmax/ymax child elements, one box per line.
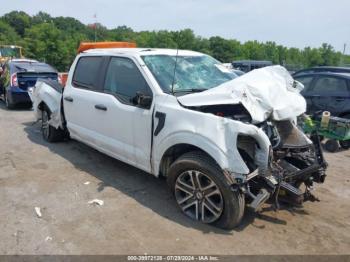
<box><xmin>242</xmin><ymin>119</ymin><xmax>327</xmax><ymax>211</ymax></box>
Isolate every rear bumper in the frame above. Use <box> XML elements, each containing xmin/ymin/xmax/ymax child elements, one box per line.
<box><xmin>7</xmin><ymin>88</ymin><xmax>32</xmax><ymax>105</ymax></box>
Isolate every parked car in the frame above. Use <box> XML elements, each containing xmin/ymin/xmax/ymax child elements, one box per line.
<box><xmin>294</xmin><ymin>72</ymin><xmax>350</xmax><ymax>118</ymax></box>
<box><xmin>293</xmin><ymin>66</ymin><xmax>350</xmax><ymax>77</ymax></box>
<box><xmin>0</xmin><ymin>58</ymin><xmax>58</xmax><ymax>109</ymax></box>
<box><xmin>31</xmin><ymin>46</ymin><xmax>327</xmax><ymax>229</ymax></box>
<box><xmin>232</xmin><ymin>60</ymin><xmax>273</xmax><ymax>73</ymax></box>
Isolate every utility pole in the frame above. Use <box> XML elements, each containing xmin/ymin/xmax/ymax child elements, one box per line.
<box><xmin>343</xmin><ymin>43</ymin><xmax>347</xmax><ymax>55</ymax></box>
<box><xmin>94</xmin><ymin>13</ymin><xmax>97</xmax><ymax>42</ymax></box>
<box><xmin>340</xmin><ymin>43</ymin><xmax>347</xmax><ymax>66</ymax></box>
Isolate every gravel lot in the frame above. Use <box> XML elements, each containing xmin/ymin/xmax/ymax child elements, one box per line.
<box><xmin>0</xmin><ymin>102</ymin><xmax>349</xmax><ymax>255</ymax></box>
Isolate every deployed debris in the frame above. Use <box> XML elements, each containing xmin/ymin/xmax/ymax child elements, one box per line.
<box><xmin>88</xmin><ymin>199</ymin><xmax>104</xmax><ymax>206</ymax></box>
<box><xmin>34</xmin><ymin>207</ymin><xmax>42</xmax><ymax>218</ymax></box>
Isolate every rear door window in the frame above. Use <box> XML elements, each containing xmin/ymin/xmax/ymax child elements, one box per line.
<box><xmin>72</xmin><ymin>56</ymin><xmax>104</xmax><ymax>90</ymax></box>
<box><xmin>311</xmin><ymin>76</ymin><xmax>349</xmax><ymax>95</ymax></box>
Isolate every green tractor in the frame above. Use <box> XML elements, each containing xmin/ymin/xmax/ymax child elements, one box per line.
<box><xmin>0</xmin><ymin>45</ymin><xmax>23</xmax><ymax>64</ymax></box>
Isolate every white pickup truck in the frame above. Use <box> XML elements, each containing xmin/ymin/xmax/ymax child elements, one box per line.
<box><xmin>31</xmin><ymin>46</ymin><xmax>327</xmax><ymax>229</ymax></box>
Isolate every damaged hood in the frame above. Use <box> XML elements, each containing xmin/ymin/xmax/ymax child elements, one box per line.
<box><xmin>178</xmin><ymin>65</ymin><xmax>306</xmax><ymax>123</ymax></box>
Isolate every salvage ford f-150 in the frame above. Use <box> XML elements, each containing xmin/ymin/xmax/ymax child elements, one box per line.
<box><xmin>30</xmin><ymin>46</ymin><xmax>327</xmax><ymax>229</ymax></box>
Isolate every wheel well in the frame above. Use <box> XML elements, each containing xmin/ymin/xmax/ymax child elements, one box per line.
<box><xmin>159</xmin><ymin>144</ymin><xmax>219</xmax><ymax>177</ymax></box>
<box><xmin>37</xmin><ymin>100</ymin><xmax>66</xmax><ymax>125</ymax></box>
<box><xmin>237</xmin><ymin>135</ymin><xmax>258</xmax><ymax>172</ymax></box>
<box><xmin>38</xmin><ymin>101</ymin><xmax>45</xmax><ymax>111</ymax></box>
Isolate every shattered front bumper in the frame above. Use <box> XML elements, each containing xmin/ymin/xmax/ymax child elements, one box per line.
<box><xmin>235</xmin><ymin>123</ymin><xmax>328</xmax><ymax>212</ymax></box>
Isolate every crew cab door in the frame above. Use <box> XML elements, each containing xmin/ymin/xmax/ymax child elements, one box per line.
<box><xmin>98</xmin><ymin>56</ymin><xmax>153</xmax><ymax>171</ymax></box>
<box><xmin>63</xmin><ymin>55</ymin><xmax>107</xmax><ymax>143</ymax></box>
<box><xmin>64</xmin><ymin>55</ymin><xmax>153</xmax><ymax>172</ymax></box>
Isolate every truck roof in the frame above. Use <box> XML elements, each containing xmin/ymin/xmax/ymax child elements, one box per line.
<box><xmin>82</xmin><ymin>48</ymin><xmax>204</xmax><ymax>57</ymax></box>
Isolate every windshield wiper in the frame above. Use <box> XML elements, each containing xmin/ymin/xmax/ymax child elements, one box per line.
<box><xmin>173</xmin><ymin>88</ymin><xmax>208</xmax><ymax>94</ymax></box>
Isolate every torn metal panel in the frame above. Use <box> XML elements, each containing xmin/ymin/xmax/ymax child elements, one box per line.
<box><xmin>31</xmin><ymin>80</ymin><xmax>63</xmax><ymax>129</ymax></box>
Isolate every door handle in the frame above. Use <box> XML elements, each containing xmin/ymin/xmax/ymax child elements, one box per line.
<box><xmin>64</xmin><ymin>96</ymin><xmax>73</xmax><ymax>102</ymax></box>
<box><xmin>95</xmin><ymin>104</ymin><xmax>107</xmax><ymax>111</ymax></box>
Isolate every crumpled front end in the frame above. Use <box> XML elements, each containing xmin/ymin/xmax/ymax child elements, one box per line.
<box><xmin>178</xmin><ymin>65</ymin><xmax>328</xmax><ymax>211</ymax></box>
<box><xmin>235</xmin><ymin>119</ymin><xmax>327</xmax><ymax>211</ymax></box>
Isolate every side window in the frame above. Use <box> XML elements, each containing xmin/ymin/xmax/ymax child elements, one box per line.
<box><xmin>312</xmin><ymin>76</ymin><xmax>348</xmax><ymax>95</ymax></box>
<box><xmin>72</xmin><ymin>56</ymin><xmax>104</xmax><ymax>90</ymax></box>
<box><xmin>295</xmin><ymin>76</ymin><xmax>314</xmax><ymax>90</ymax></box>
<box><xmin>104</xmin><ymin>57</ymin><xmax>152</xmax><ymax>105</ymax></box>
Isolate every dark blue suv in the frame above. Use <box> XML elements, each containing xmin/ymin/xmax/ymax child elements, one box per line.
<box><xmin>295</xmin><ymin>72</ymin><xmax>350</xmax><ymax>118</ymax></box>
<box><xmin>0</xmin><ymin>59</ymin><xmax>58</xmax><ymax>109</ymax></box>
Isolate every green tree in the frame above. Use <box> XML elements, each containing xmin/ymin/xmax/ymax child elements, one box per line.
<box><xmin>23</xmin><ymin>23</ymin><xmax>68</xmax><ymax>71</ymax></box>
<box><xmin>0</xmin><ymin>20</ymin><xmax>20</xmax><ymax>44</ymax></box>
<box><xmin>209</xmin><ymin>36</ymin><xmax>236</xmax><ymax>62</ymax></box>
<box><xmin>319</xmin><ymin>43</ymin><xmax>341</xmax><ymax>66</ymax></box>
<box><xmin>32</xmin><ymin>11</ymin><xmax>52</xmax><ymax>25</ymax></box>
<box><xmin>2</xmin><ymin>11</ymin><xmax>31</xmax><ymax>37</ymax></box>
<box><xmin>0</xmin><ymin>10</ymin><xmax>345</xmax><ymax>71</ymax></box>
<box><xmin>302</xmin><ymin>47</ymin><xmax>323</xmax><ymax>67</ymax></box>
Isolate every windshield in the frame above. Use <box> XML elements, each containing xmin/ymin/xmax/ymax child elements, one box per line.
<box><xmin>0</xmin><ymin>47</ymin><xmax>21</xmax><ymax>58</ymax></box>
<box><xmin>142</xmin><ymin>55</ymin><xmax>237</xmax><ymax>94</ymax></box>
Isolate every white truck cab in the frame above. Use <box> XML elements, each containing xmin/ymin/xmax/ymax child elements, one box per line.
<box><xmin>32</xmin><ymin>46</ymin><xmax>327</xmax><ymax>229</ymax></box>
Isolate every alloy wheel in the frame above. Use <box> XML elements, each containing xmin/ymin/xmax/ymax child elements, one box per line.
<box><xmin>175</xmin><ymin>170</ymin><xmax>223</xmax><ymax>223</ymax></box>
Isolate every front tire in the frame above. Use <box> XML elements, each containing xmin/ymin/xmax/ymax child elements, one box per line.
<box><xmin>167</xmin><ymin>151</ymin><xmax>245</xmax><ymax>229</ymax></box>
<box><xmin>41</xmin><ymin>106</ymin><xmax>66</xmax><ymax>142</ymax></box>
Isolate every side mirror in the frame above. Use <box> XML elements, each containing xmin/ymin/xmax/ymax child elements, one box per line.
<box><xmin>134</xmin><ymin>91</ymin><xmax>152</xmax><ymax>109</ymax></box>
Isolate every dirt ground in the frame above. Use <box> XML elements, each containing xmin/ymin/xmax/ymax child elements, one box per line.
<box><xmin>0</xmin><ymin>102</ymin><xmax>349</xmax><ymax>255</ymax></box>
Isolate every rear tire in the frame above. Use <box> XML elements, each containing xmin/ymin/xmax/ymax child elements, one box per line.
<box><xmin>167</xmin><ymin>151</ymin><xmax>245</xmax><ymax>229</ymax></box>
<box><xmin>324</xmin><ymin>139</ymin><xmax>339</xmax><ymax>152</ymax></box>
<box><xmin>4</xmin><ymin>92</ymin><xmax>14</xmax><ymax>109</ymax></box>
<box><xmin>41</xmin><ymin>106</ymin><xmax>66</xmax><ymax>142</ymax></box>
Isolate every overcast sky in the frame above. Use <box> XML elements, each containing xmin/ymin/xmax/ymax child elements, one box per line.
<box><xmin>1</xmin><ymin>0</ymin><xmax>349</xmax><ymax>53</ymax></box>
